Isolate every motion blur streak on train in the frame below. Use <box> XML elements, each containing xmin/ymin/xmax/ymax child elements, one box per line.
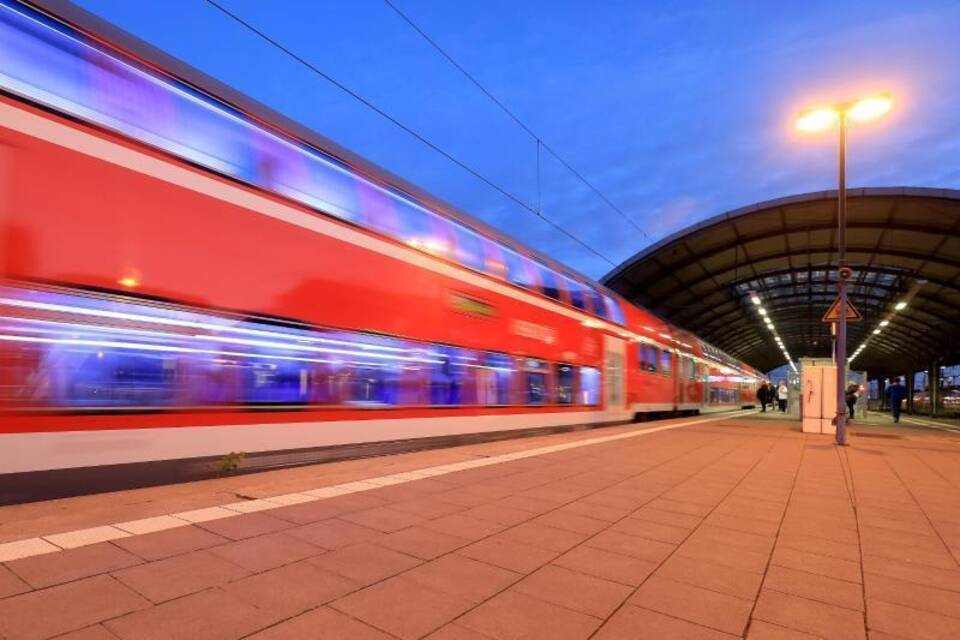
<box><xmin>0</xmin><ymin>283</ymin><xmax>600</xmax><ymax>411</ymax></box>
<box><xmin>0</xmin><ymin>0</ymin><xmax>761</xmax><ymax>499</ymax></box>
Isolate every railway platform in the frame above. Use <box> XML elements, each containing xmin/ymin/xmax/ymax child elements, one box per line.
<box><xmin>1</xmin><ymin>412</ymin><xmax>959</xmax><ymax>640</ymax></box>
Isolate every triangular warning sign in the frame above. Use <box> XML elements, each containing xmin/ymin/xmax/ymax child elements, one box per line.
<box><xmin>822</xmin><ymin>295</ymin><xmax>863</xmax><ymax>322</ymax></box>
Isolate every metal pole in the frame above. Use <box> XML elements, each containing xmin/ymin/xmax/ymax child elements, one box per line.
<box><xmin>836</xmin><ymin>116</ymin><xmax>848</xmax><ymax>445</ymax></box>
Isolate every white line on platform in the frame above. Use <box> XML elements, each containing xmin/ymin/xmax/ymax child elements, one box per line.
<box><xmin>0</xmin><ymin>410</ymin><xmax>753</xmax><ymax>563</ymax></box>
<box><xmin>902</xmin><ymin>416</ymin><xmax>960</xmax><ymax>433</ymax></box>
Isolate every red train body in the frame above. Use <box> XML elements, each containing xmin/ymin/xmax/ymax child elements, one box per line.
<box><xmin>0</xmin><ymin>0</ymin><xmax>761</xmax><ymax>488</ymax></box>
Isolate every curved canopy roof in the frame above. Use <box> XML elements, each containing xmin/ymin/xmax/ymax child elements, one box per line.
<box><xmin>602</xmin><ymin>187</ymin><xmax>960</xmax><ymax>374</ymax></box>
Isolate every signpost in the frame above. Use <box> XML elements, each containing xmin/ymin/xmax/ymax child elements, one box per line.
<box><xmin>822</xmin><ymin>295</ymin><xmax>863</xmax><ymax>323</ymax></box>
<box><xmin>822</xmin><ymin>293</ymin><xmax>861</xmax><ymax>443</ymax></box>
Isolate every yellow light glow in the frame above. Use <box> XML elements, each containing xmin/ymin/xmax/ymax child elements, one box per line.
<box><xmin>796</xmin><ymin>107</ymin><xmax>838</xmax><ymax>132</ymax></box>
<box><xmin>847</xmin><ymin>94</ymin><xmax>892</xmax><ymax>122</ymax></box>
<box><xmin>796</xmin><ymin>93</ymin><xmax>892</xmax><ymax>132</ymax></box>
<box><xmin>118</xmin><ymin>275</ymin><xmax>139</xmax><ymax>288</ymax></box>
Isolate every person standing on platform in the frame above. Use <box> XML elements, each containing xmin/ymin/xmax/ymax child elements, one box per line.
<box><xmin>845</xmin><ymin>383</ymin><xmax>859</xmax><ymax>422</ymax></box>
<box><xmin>885</xmin><ymin>377</ymin><xmax>907</xmax><ymax>423</ymax></box>
<box><xmin>777</xmin><ymin>381</ymin><xmax>788</xmax><ymax>413</ymax></box>
<box><xmin>757</xmin><ymin>383</ymin><xmax>770</xmax><ymax>412</ymax></box>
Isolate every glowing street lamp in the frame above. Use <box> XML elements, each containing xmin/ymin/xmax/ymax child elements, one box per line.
<box><xmin>795</xmin><ymin>93</ymin><xmax>892</xmax><ymax>447</ymax></box>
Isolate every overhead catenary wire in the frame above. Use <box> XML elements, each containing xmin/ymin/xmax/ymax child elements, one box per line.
<box><xmin>382</xmin><ymin>0</ymin><xmax>654</xmax><ymax>245</ymax></box>
<box><xmin>202</xmin><ymin>0</ymin><xmax>616</xmax><ymax>267</ymax></box>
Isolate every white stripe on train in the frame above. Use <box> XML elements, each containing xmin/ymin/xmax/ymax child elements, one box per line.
<box><xmin>1</xmin><ymin>409</ymin><xmax>624</xmax><ymax>474</ymax></box>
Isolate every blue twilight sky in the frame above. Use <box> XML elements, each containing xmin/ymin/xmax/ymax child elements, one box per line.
<box><xmin>72</xmin><ymin>0</ymin><xmax>960</xmax><ymax>280</ymax></box>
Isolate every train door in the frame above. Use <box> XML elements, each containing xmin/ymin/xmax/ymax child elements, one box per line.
<box><xmin>678</xmin><ymin>356</ymin><xmax>697</xmax><ymax>412</ymax></box>
<box><xmin>702</xmin><ymin>363</ymin><xmax>711</xmax><ymax>408</ymax></box>
<box><xmin>603</xmin><ymin>335</ymin><xmax>626</xmax><ymax>421</ymax></box>
<box><xmin>677</xmin><ymin>357</ymin><xmax>687</xmax><ymax>408</ymax></box>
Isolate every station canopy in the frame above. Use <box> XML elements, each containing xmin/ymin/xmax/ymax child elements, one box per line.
<box><xmin>602</xmin><ymin>187</ymin><xmax>960</xmax><ymax>375</ymax></box>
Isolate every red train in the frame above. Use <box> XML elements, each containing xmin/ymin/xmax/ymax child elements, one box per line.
<box><xmin>0</xmin><ymin>0</ymin><xmax>761</xmax><ymax>494</ymax></box>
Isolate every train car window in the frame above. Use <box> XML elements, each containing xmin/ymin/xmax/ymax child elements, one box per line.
<box><xmin>579</xmin><ymin>367</ymin><xmax>601</xmax><ymax>405</ymax></box>
<box><xmin>479</xmin><ymin>352</ymin><xmax>513</xmax><ymax>405</ymax></box>
<box><xmin>586</xmin><ymin>288</ymin><xmax>608</xmax><ymax>318</ymax></box>
<box><xmin>660</xmin><ymin>350</ymin><xmax>673</xmax><ymax>375</ymax></box>
<box><xmin>353</xmin><ymin>178</ymin><xmax>399</xmax><ymax>236</ymax></box>
<box><xmin>503</xmin><ymin>250</ymin><xmax>542</xmax><ymax>293</ymax></box>
<box><xmin>519</xmin><ymin>255</ymin><xmax>544</xmax><ymax>293</ymax></box>
<box><xmin>639</xmin><ymin>345</ymin><xmax>658</xmax><ymax>373</ymax></box>
<box><xmin>429</xmin><ymin>346</ymin><xmax>478</xmax><ymax>406</ymax></box>
<box><xmin>481</xmin><ymin>239</ymin><xmax>508</xmax><ymax>279</ymax></box>
<box><xmin>257</xmin><ymin>134</ymin><xmax>360</xmax><ymax>224</ymax></box>
<box><xmin>243</xmin><ymin>359</ymin><xmax>311</xmax><ymax>404</ymax></box>
<box><xmin>391</xmin><ymin>200</ymin><xmax>438</xmax><ymax>251</ymax></box>
<box><xmin>710</xmin><ymin>387</ymin><xmax>738</xmax><ymax>404</ymax></box>
<box><xmin>523</xmin><ymin>358</ymin><xmax>548</xmax><ymax>405</ymax></box>
<box><xmin>563</xmin><ymin>276</ymin><xmax>587</xmax><ymax>310</ymax></box>
<box><xmin>555</xmin><ymin>364</ymin><xmax>575</xmax><ymax>404</ymax></box>
<box><xmin>503</xmin><ymin>249</ymin><xmax>527</xmax><ymax>289</ymax></box>
<box><xmin>451</xmin><ymin>223</ymin><xmax>485</xmax><ymax>271</ymax></box>
<box><xmin>340</xmin><ymin>362</ymin><xmax>397</xmax><ymax>405</ymax></box>
<box><xmin>603</xmin><ymin>295</ymin><xmax>626</xmax><ymax>325</ymax></box>
<box><xmin>535</xmin><ymin>263</ymin><xmax>563</xmax><ymax>301</ymax></box>
<box><xmin>48</xmin><ymin>348</ymin><xmax>180</xmax><ymax>408</ymax></box>
<box><xmin>425</xmin><ymin>214</ymin><xmax>457</xmax><ymax>257</ymax></box>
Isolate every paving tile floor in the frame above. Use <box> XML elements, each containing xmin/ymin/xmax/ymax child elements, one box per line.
<box><xmin>0</xmin><ymin>416</ymin><xmax>959</xmax><ymax>639</ymax></box>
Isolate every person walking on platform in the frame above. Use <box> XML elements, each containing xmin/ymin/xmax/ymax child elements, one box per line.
<box><xmin>885</xmin><ymin>377</ymin><xmax>907</xmax><ymax>423</ymax></box>
<box><xmin>757</xmin><ymin>383</ymin><xmax>771</xmax><ymax>412</ymax></box>
<box><xmin>845</xmin><ymin>383</ymin><xmax>859</xmax><ymax>422</ymax></box>
<box><xmin>777</xmin><ymin>381</ymin><xmax>788</xmax><ymax>413</ymax></box>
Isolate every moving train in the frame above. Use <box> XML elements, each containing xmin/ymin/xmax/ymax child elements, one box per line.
<box><xmin>0</xmin><ymin>0</ymin><xmax>762</xmax><ymax>496</ymax></box>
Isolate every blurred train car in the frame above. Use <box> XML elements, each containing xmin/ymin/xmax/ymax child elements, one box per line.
<box><xmin>0</xmin><ymin>0</ymin><xmax>761</xmax><ymax>498</ymax></box>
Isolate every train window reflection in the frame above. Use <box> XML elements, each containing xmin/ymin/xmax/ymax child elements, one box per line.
<box><xmin>709</xmin><ymin>387</ymin><xmax>737</xmax><ymax>405</ymax></box>
<box><xmin>555</xmin><ymin>364</ymin><xmax>575</xmax><ymax>404</ymax></box>
<box><xmin>579</xmin><ymin>367</ymin><xmax>600</xmax><ymax>405</ymax></box>
<box><xmin>503</xmin><ymin>249</ymin><xmax>539</xmax><ymax>292</ymax></box>
<box><xmin>479</xmin><ymin>352</ymin><xmax>512</xmax><ymax>405</ymax></box>
<box><xmin>586</xmin><ymin>288</ymin><xmax>607</xmax><ymax>318</ymax></box>
<box><xmin>429</xmin><ymin>347</ymin><xmax>477</xmax><ymax>406</ymax></box>
<box><xmin>244</xmin><ymin>360</ymin><xmax>309</xmax><ymax>404</ymax></box>
<box><xmin>563</xmin><ymin>276</ymin><xmax>587</xmax><ymax>310</ymax></box>
<box><xmin>452</xmin><ymin>223</ymin><xmax>485</xmax><ymax>271</ymax></box>
<box><xmin>536</xmin><ymin>264</ymin><xmax>562</xmax><ymax>301</ymax></box>
<box><xmin>392</xmin><ymin>200</ymin><xmax>436</xmax><ymax>251</ymax></box>
<box><xmin>603</xmin><ymin>295</ymin><xmax>625</xmax><ymax>325</ymax></box>
<box><xmin>53</xmin><ymin>348</ymin><xmax>178</xmax><ymax>408</ymax></box>
<box><xmin>481</xmin><ymin>240</ymin><xmax>508</xmax><ymax>279</ymax></box>
<box><xmin>523</xmin><ymin>358</ymin><xmax>548</xmax><ymax>405</ymax></box>
<box><xmin>639</xmin><ymin>344</ymin><xmax>658</xmax><ymax>373</ymax></box>
<box><xmin>660</xmin><ymin>350</ymin><xmax>673</xmax><ymax>375</ymax></box>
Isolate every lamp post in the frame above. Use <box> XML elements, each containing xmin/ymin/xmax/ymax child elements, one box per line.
<box><xmin>796</xmin><ymin>94</ymin><xmax>891</xmax><ymax>446</ymax></box>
